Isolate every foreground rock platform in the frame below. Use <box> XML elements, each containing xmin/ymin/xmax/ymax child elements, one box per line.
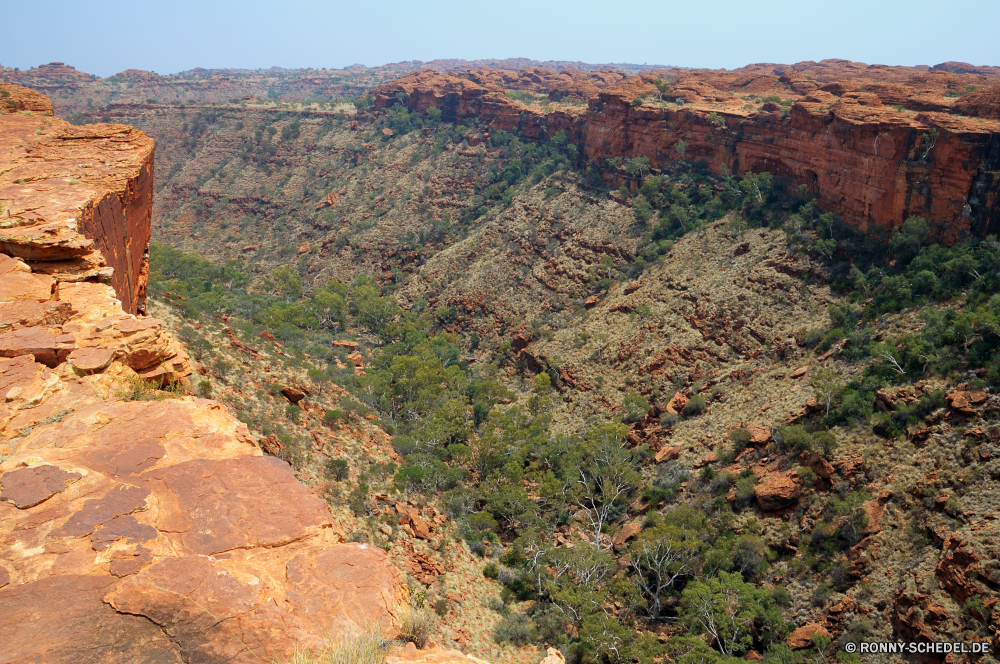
<box><xmin>0</xmin><ymin>88</ymin><xmax>410</xmax><ymax>663</ymax></box>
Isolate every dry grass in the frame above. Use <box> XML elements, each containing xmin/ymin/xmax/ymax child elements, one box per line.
<box><xmin>279</xmin><ymin>626</ymin><xmax>392</xmax><ymax>664</ymax></box>
<box><xmin>111</xmin><ymin>371</ymin><xmax>184</xmax><ymax>402</ymax></box>
<box><xmin>399</xmin><ymin>608</ymin><xmax>434</xmax><ymax>649</ymax></box>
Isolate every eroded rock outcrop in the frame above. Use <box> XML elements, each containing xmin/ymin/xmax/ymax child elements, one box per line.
<box><xmin>0</xmin><ymin>85</ymin><xmax>152</xmax><ymax>314</ymax></box>
<box><xmin>374</xmin><ymin>68</ymin><xmax>1000</xmax><ymax>243</ymax></box>
<box><xmin>0</xmin><ymin>89</ymin><xmax>410</xmax><ymax>664</ymax></box>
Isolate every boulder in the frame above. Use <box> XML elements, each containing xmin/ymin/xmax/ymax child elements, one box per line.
<box><xmin>281</xmin><ymin>386</ymin><xmax>305</xmax><ymax>404</ymax></box>
<box><xmin>799</xmin><ymin>450</ymin><xmax>834</xmax><ymax>479</ymax></box>
<box><xmin>67</xmin><ymin>347</ymin><xmax>116</xmax><ymax>374</ymax></box>
<box><xmin>755</xmin><ymin>470</ymin><xmax>801</xmax><ymax>511</ymax></box>
<box><xmin>655</xmin><ymin>445</ymin><xmax>681</xmax><ymax>463</ymax></box>
<box><xmin>787</xmin><ymin>623</ymin><xmax>832</xmax><ymax>649</ymax></box>
<box><xmin>665</xmin><ymin>391</ymin><xmax>689</xmax><ymax>415</ymax></box>
<box><xmin>746</xmin><ymin>423</ymin><xmax>772</xmax><ymax>446</ymax></box>
<box><xmin>540</xmin><ymin>648</ymin><xmax>566</xmax><ymax>664</ymax></box>
<box><xmin>612</xmin><ymin>522</ymin><xmax>642</xmax><ymax>549</ymax></box>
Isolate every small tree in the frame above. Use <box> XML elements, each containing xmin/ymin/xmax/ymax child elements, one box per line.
<box><xmin>811</xmin><ymin>368</ymin><xmax>842</xmax><ymax>416</ymax></box>
<box><xmin>679</xmin><ymin>571</ymin><xmax>782</xmax><ymax>657</ymax></box>
<box><xmin>630</xmin><ymin>521</ymin><xmax>700</xmax><ymax>618</ymax></box>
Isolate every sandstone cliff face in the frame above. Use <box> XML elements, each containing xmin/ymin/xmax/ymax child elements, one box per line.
<box><xmin>0</xmin><ymin>86</ymin><xmax>153</xmax><ymax>314</ymax></box>
<box><xmin>0</xmin><ymin>89</ymin><xmax>411</xmax><ymax>664</ymax></box>
<box><xmin>374</xmin><ymin>70</ymin><xmax>1000</xmax><ymax>243</ymax></box>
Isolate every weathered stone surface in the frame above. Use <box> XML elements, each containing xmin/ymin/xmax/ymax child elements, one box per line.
<box><xmin>387</xmin><ymin>642</ymin><xmax>491</xmax><ymax>664</ymax></box>
<box><xmin>0</xmin><ymin>299</ymin><xmax>73</xmax><ymax>333</ymax></box>
<box><xmin>787</xmin><ymin>623</ymin><xmax>832</xmax><ymax>649</ymax></box>
<box><xmin>281</xmin><ymin>386</ymin><xmax>306</xmax><ymax>404</ymax></box>
<box><xmin>0</xmin><ymin>253</ymin><xmax>54</xmax><ymax>302</ymax></box>
<box><xmin>654</xmin><ymin>445</ymin><xmax>680</xmax><ymax>463</ymax></box>
<box><xmin>0</xmin><ymin>574</ymin><xmax>185</xmax><ymax>664</ymax></box>
<box><xmin>799</xmin><ymin>450</ymin><xmax>834</xmax><ymax>479</ymax></box>
<box><xmin>746</xmin><ymin>423</ymin><xmax>772</xmax><ymax>446</ymax></box>
<box><xmin>146</xmin><ymin>456</ymin><xmax>332</xmax><ymax>555</ymax></box>
<box><xmin>664</xmin><ymin>391</ymin><xmax>689</xmax><ymax>415</ymax></box>
<box><xmin>67</xmin><ymin>347</ymin><xmax>116</xmax><ymax>373</ymax></box>
<box><xmin>0</xmin><ymin>83</ymin><xmax>54</xmax><ymax>114</ymax></box>
<box><xmin>0</xmin><ymin>325</ymin><xmax>68</xmax><ymax>367</ymax></box>
<box><xmin>0</xmin><ymin>86</ymin><xmax>153</xmax><ymax>313</ymax></box>
<box><xmin>284</xmin><ymin>544</ymin><xmax>410</xmax><ymax>636</ymax></box>
<box><xmin>0</xmin><ymin>464</ymin><xmax>81</xmax><ymax>508</ymax></box>
<box><xmin>755</xmin><ymin>470</ymin><xmax>802</xmax><ymax>511</ymax></box>
<box><xmin>52</xmin><ymin>484</ymin><xmax>151</xmax><ymax>538</ymax></box>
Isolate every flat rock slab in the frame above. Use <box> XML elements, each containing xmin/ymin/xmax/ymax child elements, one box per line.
<box><xmin>82</xmin><ymin>437</ymin><xmax>166</xmax><ymax>477</ymax></box>
<box><xmin>146</xmin><ymin>456</ymin><xmax>331</xmax><ymax>555</ymax></box>
<box><xmin>0</xmin><ymin>354</ymin><xmax>45</xmax><ymax>395</ymax></box>
<box><xmin>0</xmin><ymin>574</ymin><xmax>184</xmax><ymax>664</ymax></box>
<box><xmin>0</xmin><ymin>326</ymin><xmax>65</xmax><ymax>366</ymax></box>
<box><xmin>110</xmin><ymin>555</ymin><xmax>282</xmax><ymax>663</ymax></box>
<box><xmin>0</xmin><ymin>299</ymin><xmax>73</xmax><ymax>331</ymax></box>
<box><xmin>284</xmin><ymin>543</ymin><xmax>408</xmax><ymax>636</ymax></box>
<box><xmin>1</xmin><ymin>464</ymin><xmax>82</xmax><ymax>508</ymax></box>
<box><xmin>68</xmin><ymin>347</ymin><xmax>116</xmax><ymax>373</ymax></box>
<box><xmin>52</xmin><ymin>484</ymin><xmax>151</xmax><ymax>538</ymax></box>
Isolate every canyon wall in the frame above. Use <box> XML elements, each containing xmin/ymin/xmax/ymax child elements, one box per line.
<box><xmin>1</xmin><ymin>83</ymin><xmax>153</xmax><ymax>314</ymax></box>
<box><xmin>374</xmin><ymin>70</ymin><xmax>1000</xmax><ymax>243</ymax></box>
<box><xmin>0</xmin><ymin>86</ymin><xmax>414</xmax><ymax>664</ymax></box>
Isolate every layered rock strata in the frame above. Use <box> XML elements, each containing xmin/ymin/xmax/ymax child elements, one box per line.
<box><xmin>374</xmin><ymin>70</ymin><xmax>1000</xmax><ymax>243</ymax></box>
<box><xmin>0</xmin><ymin>89</ymin><xmax>411</xmax><ymax>663</ymax></box>
<box><xmin>0</xmin><ymin>84</ymin><xmax>152</xmax><ymax>314</ymax></box>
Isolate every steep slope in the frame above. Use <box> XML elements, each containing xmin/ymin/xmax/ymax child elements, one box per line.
<box><xmin>0</xmin><ymin>87</ymin><xmax>415</xmax><ymax>664</ymax></box>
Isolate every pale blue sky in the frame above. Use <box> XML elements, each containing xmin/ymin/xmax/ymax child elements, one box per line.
<box><xmin>4</xmin><ymin>0</ymin><xmax>998</xmax><ymax>77</ymax></box>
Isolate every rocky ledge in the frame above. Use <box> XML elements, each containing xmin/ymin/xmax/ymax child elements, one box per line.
<box><xmin>0</xmin><ymin>87</ymin><xmax>413</xmax><ymax>664</ymax></box>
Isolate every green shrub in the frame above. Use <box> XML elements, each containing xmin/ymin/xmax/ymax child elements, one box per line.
<box><xmin>493</xmin><ymin>613</ymin><xmax>536</xmax><ymax>646</ymax></box>
<box><xmin>683</xmin><ymin>395</ymin><xmax>707</xmax><ymax>417</ymax></box>
<box><xmin>773</xmin><ymin>425</ymin><xmax>811</xmax><ymax>454</ymax></box>
<box><xmin>659</xmin><ymin>412</ymin><xmax>680</xmax><ymax>428</ymax></box>
<box><xmin>323</xmin><ymin>408</ymin><xmax>345</xmax><ymax>426</ymax></box>
<box><xmin>325</xmin><ymin>458</ymin><xmax>349</xmax><ymax>481</ymax></box>
<box><xmin>735</xmin><ymin>476</ymin><xmax>757</xmax><ymax>508</ymax></box>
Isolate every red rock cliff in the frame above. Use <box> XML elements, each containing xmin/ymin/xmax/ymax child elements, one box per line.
<box><xmin>0</xmin><ymin>88</ymin><xmax>412</xmax><ymax>663</ymax></box>
<box><xmin>374</xmin><ymin>68</ymin><xmax>1000</xmax><ymax>243</ymax></box>
<box><xmin>0</xmin><ymin>84</ymin><xmax>151</xmax><ymax>314</ymax></box>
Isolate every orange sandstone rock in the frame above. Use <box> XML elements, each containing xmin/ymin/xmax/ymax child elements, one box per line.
<box><xmin>0</xmin><ymin>88</ymin><xmax>409</xmax><ymax>664</ymax></box>
<box><xmin>0</xmin><ymin>86</ymin><xmax>153</xmax><ymax>314</ymax></box>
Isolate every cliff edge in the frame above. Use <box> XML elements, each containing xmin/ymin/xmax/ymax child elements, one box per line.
<box><xmin>0</xmin><ymin>86</ymin><xmax>411</xmax><ymax>664</ymax></box>
<box><xmin>374</xmin><ymin>69</ymin><xmax>1000</xmax><ymax>243</ymax></box>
